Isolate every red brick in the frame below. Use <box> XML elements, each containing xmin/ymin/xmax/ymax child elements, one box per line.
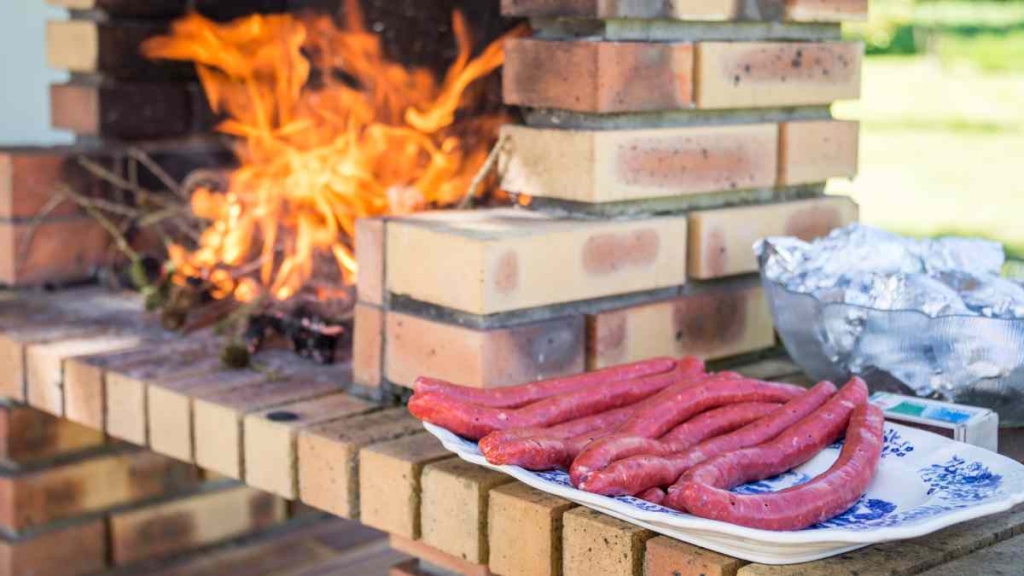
<box><xmin>385</xmin><ymin>310</ymin><xmax>585</xmax><ymax>389</ymax></box>
<box><xmin>501</xmin><ymin>124</ymin><xmax>778</xmax><ymax>203</ymax></box>
<box><xmin>0</xmin><ymin>149</ymin><xmax>105</xmax><ymax>219</ymax></box>
<box><xmin>504</xmin><ymin>39</ymin><xmax>693</xmax><ymax>113</ymax></box>
<box><xmin>0</xmin><ymin>519</ymin><xmax>107</xmax><ymax>576</ymax></box>
<box><xmin>645</xmin><ymin>536</ymin><xmax>746</xmax><ymax>576</ymax></box>
<box><xmin>0</xmin><ymin>218</ymin><xmax>112</xmax><ymax>286</ymax></box>
<box><xmin>50</xmin><ymin>81</ymin><xmax>202</xmax><ymax>140</ymax></box>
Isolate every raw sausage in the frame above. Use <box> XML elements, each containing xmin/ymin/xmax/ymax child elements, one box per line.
<box><xmin>636</xmin><ymin>487</ymin><xmax>667</xmax><ymax>506</ymax></box>
<box><xmin>561</xmin><ymin>402</ymin><xmax>779</xmax><ymax>482</ymax></box>
<box><xmin>673</xmin><ymin>403</ymin><xmax>884</xmax><ymax>530</ymax></box>
<box><xmin>569</xmin><ymin>378</ymin><xmax>806</xmax><ymax>485</ymax></box>
<box><xmin>414</xmin><ymin>356</ymin><xmax>688</xmax><ymax>408</ymax></box>
<box><xmin>478</xmin><ymin>357</ymin><xmax>708</xmax><ymax>448</ymax></box>
<box><xmin>672</xmin><ymin>377</ymin><xmax>868</xmax><ymax>495</ymax></box>
<box><xmin>576</xmin><ymin>380</ymin><xmax>838</xmax><ymax>496</ymax></box>
<box><xmin>665</xmin><ymin>377</ymin><xmax>867</xmax><ymax>508</ymax></box>
<box><xmin>481</xmin><ymin>372</ymin><xmax>721</xmax><ymax>468</ymax></box>
<box><xmin>408</xmin><ymin>368</ymin><xmax>686</xmax><ymax>440</ymax></box>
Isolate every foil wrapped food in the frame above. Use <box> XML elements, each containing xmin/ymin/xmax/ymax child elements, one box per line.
<box><xmin>757</xmin><ymin>224</ymin><xmax>1024</xmax><ymax>425</ymax></box>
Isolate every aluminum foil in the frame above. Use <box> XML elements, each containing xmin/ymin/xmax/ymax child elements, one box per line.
<box><xmin>757</xmin><ymin>224</ymin><xmax>1024</xmax><ymax>425</ymax></box>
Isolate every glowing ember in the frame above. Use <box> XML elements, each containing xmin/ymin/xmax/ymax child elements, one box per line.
<box><xmin>142</xmin><ymin>2</ymin><xmax>522</xmax><ymax>302</ymax></box>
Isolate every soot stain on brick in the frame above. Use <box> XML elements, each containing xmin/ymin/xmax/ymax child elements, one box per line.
<box><xmin>18</xmin><ymin>411</ymin><xmax>60</xmax><ymax>455</ymax></box>
<box><xmin>249</xmin><ymin>491</ymin><xmax>278</xmax><ymax>526</ymax></box>
<box><xmin>41</xmin><ymin>477</ymin><xmax>83</xmax><ymax>516</ymax></box>
<box><xmin>129</xmin><ymin>457</ymin><xmax>195</xmax><ymax>496</ymax></box>
<box><xmin>582</xmin><ymin>230</ymin><xmax>660</xmax><ymax>275</ymax></box>
<box><xmin>135</xmin><ymin>511</ymin><xmax>196</xmax><ymax>550</ymax></box>
<box><xmin>673</xmin><ymin>290</ymin><xmax>747</xmax><ymax>350</ymax></box>
<box><xmin>515</xmin><ymin>318</ymin><xmax>583</xmax><ymax>376</ymax></box>
<box><xmin>493</xmin><ymin>250</ymin><xmax>519</xmax><ymax>295</ymax></box>
<box><xmin>784</xmin><ymin>204</ymin><xmax>844</xmax><ymax>241</ymax></box>
<box><xmin>728</xmin><ymin>44</ymin><xmax>855</xmax><ymax>85</ymax></box>
<box><xmin>590</xmin><ymin>311</ymin><xmax>627</xmax><ymax>360</ymax></box>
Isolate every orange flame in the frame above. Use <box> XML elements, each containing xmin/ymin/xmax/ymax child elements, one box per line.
<box><xmin>143</xmin><ymin>3</ymin><xmax>522</xmax><ymax>301</ymax></box>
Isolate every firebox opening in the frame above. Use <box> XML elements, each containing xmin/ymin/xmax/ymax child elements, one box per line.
<box><xmin>120</xmin><ymin>0</ymin><xmax>523</xmax><ymax>362</ymax></box>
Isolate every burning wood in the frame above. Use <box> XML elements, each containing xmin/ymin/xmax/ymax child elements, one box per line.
<box><xmin>140</xmin><ymin>0</ymin><xmax>524</xmax><ymax>304</ymax></box>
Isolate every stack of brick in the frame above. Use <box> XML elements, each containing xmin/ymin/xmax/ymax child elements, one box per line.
<box><xmin>0</xmin><ymin>401</ymin><xmax>292</xmax><ymax>576</ymax></box>
<box><xmin>353</xmin><ymin>0</ymin><xmax>864</xmax><ymax>397</ymax></box>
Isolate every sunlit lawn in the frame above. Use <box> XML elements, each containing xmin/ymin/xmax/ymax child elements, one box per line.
<box><xmin>828</xmin><ymin>55</ymin><xmax>1024</xmax><ymax>255</ymax></box>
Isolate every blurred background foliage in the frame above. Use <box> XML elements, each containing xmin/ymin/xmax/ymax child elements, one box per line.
<box><xmin>832</xmin><ymin>0</ymin><xmax>1024</xmax><ymax>261</ymax></box>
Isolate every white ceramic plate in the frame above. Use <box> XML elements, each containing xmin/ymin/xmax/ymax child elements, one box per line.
<box><xmin>423</xmin><ymin>421</ymin><xmax>1024</xmax><ymax>564</ymax></box>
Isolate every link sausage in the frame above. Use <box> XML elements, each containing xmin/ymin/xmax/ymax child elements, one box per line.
<box><xmin>673</xmin><ymin>377</ymin><xmax>869</xmax><ymax>495</ymax></box>
<box><xmin>569</xmin><ymin>378</ymin><xmax>806</xmax><ymax>485</ymax></box>
<box><xmin>414</xmin><ymin>356</ymin><xmax>689</xmax><ymax>408</ymax></box>
<box><xmin>566</xmin><ymin>402</ymin><xmax>779</xmax><ymax>485</ymax></box>
<box><xmin>636</xmin><ymin>487</ymin><xmax>667</xmax><ymax>506</ymax></box>
<box><xmin>408</xmin><ymin>368</ymin><xmax>686</xmax><ymax>440</ymax></box>
<box><xmin>577</xmin><ymin>380</ymin><xmax>838</xmax><ymax>496</ymax></box>
<box><xmin>661</xmin><ymin>378</ymin><xmax>864</xmax><ymax>510</ymax></box>
<box><xmin>674</xmin><ymin>403</ymin><xmax>884</xmax><ymax>530</ymax></box>
<box><xmin>481</xmin><ymin>372</ymin><xmax>720</xmax><ymax>468</ymax></box>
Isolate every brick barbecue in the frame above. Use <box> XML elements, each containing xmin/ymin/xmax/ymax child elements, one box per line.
<box><xmin>352</xmin><ymin>0</ymin><xmax>863</xmax><ymax>398</ymax></box>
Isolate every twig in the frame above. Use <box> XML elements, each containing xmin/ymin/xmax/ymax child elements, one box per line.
<box><xmin>17</xmin><ymin>194</ymin><xmax>69</xmax><ymax>270</ymax></box>
<box><xmin>55</xmin><ymin>184</ymin><xmax>140</xmax><ymax>261</ymax></box>
<box><xmin>77</xmin><ymin>157</ymin><xmax>175</xmax><ymax>209</ymax></box>
<box><xmin>458</xmin><ymin>133</ymin><xmax>509</xmax><ymax>209</ymax></box>
<box><xmin>127</xmin><ymin>148</ymin><xmax>186</xmax><ymax>200</ymax></box>
<box><xmin>74</xmin><ymin>196</ymin><xmax>144</xmax><ymax>218</ymax></box>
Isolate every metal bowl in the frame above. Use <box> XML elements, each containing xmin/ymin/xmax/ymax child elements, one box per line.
<box><xmin>761</xmin><ymin>271</ymin><xmax>1024</xmax><ymax>426</ymax></box>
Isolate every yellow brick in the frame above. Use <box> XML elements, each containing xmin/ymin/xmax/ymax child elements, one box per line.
<box><xmin>25</xmin><ymin>334</ymin><xmax>144</xmax><ymax>416</ymax></box>
<box><xmin>385</xmin><ymin>310</ymin><xmax>584</xmax><ymax>389</ymax></box>
<box><xmin>688</xmin><ymin>196</ymin><xmax>858</xmax><ymax>279</ymax></box>
<box><xmin>297</xmin><ymin>409</ymin><xmax>422</xmax><ymax>519</ymax></box>
<box><xmin>387</xmin><ymin>209</ymin><xmax>688</xmax><ymax>315</ymax></box>
<box><xmin>695</xmin><ymin>42</ymin><xmax>862</xmax><ymax>109</ymax></box>
<box><xmin>645</xmin><ymin>536</ymin><xmax>746</xmax><ymax>576</ymax></box>
<box><xmin>359</xmin><ymin>433</ymin><xmax>452</xmax><ymax>537</ymax></box>
<box><xmin>587</xmin><ymin>279</ymin><xmax>774</xmax><ymax>368</ymax></box>
<box><xmin>243</xmin><ymin>394</ymin><xmax>374</xmax><ymax>498</ymax></box>
<box><xmin>488</xmin><ymin>483</ymin><xmax>575</xmax><ymax>576</ymax></box>
<box><xmin>353</xmin><ymin>303</ymin><xmax>384</xmax><ymax>389</ymax></box>
<box><xmin>562</xmin><ymin>507</ymin><xmax>654</xmax><ymax>576</ymax></box>
<box><xmin>420</xmin><ymin>458</ymin><xmax>513</xmax><ymax>564</ymax></box>
<box><xmin>501</xmin><ymin>124</ymin><xmax>778</xmax><ymax>203</ymax></box>
<box><xmin>779</xmin><ymin>120</ymin><xmax>859</xmax><ymax>186</ymax></box>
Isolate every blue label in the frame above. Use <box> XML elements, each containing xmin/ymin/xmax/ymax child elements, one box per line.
<box><xmin>924</xmin><ymin>406</ymin><xmax>972</xmax><ymax>424</ymax></box>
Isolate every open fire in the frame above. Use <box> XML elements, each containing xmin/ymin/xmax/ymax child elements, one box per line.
<box><xmin>142</xmin><ymin>1</ymin><xmax>521</xmax><ymax>306</ymax></box>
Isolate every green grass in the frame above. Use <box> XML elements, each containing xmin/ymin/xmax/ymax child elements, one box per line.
<box><xmin>847</xmin><ymin>0</ymin><xmax>1024</xmax><ymax>70</ymax></box>
<box><xmin>832</xmin><ymin>55</ymin><xmax>1024</xmax><ymax>254</ymax></box>
<box><xmin>936</xmin><ymin>30</ymin><xmax>1024</xmax><ymax>72</ymax></box>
